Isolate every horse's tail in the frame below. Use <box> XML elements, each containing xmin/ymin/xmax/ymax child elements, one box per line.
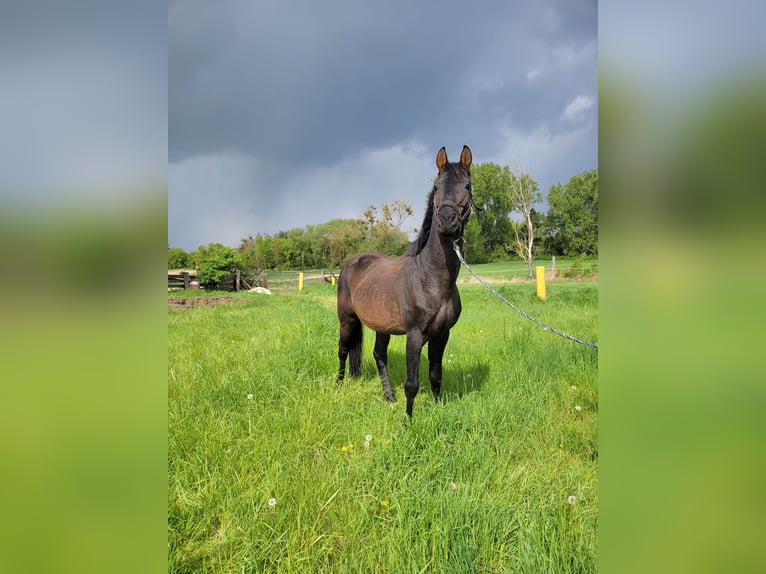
<box><xmin>348</xmin><ymin>323</ymin><xmax>363</xmax><ymax>378</ymax></box>
<box><xmin>338</xmin><ymin>262</ymin><xmax>363</xmax><ymax>378</ymax></box>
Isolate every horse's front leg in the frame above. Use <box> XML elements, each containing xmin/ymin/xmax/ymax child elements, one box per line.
<box><xmin>404</xmin><ymin>331</ymin><xmax>424</xmax><ymax>419</ymax></box>
<box><xmin>428</xmin><ymin>330</ymin><xmax>450</xmax><ymax>402</ymax></box>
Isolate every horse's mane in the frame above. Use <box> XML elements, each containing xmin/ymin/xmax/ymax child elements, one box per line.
<box><xmin>404</xmin><ymin>186</ymin><xmax>435</xmax><ymax>257</ymax></box>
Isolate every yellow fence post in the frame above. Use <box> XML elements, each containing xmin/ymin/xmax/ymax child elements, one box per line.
<box><xmin>298</xmin><ymin>272</ymin><xmax>305</xmax><ymax>291</ymax></box>
<box><xmin>536</xmin><ymin>265</ymin><xmax>546</xmax><ymax>301</ymax></box>
<box><xmin>331</xmin><ymin>275</ymin><xmax>336</xmax><ymax>286</ymax></box>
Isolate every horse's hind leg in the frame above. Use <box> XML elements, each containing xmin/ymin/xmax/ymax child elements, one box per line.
<box><xmin>373</xmin><ymin>332</ymin><xmax>396</xmax><ymax>402</ymax></box>
<box><xmin>427</xmin><ymin>330</ymin><xmax>450</xmax><ymax>402</ymax></box>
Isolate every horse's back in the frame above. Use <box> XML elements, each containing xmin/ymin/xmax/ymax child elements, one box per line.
<box><xmin>343</xmin><ymin>252</ymin><xmax>392</xmax><ymax>273</ymax></box>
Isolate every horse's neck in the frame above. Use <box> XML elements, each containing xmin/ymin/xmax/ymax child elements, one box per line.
<box><xmin>417</xmin><ymin>224</ymin><xmax>462</xmax><ymax>287</ymax></box>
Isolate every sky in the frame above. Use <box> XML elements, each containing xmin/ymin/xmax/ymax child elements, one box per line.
<box><xmin>168</xmin><ymin>0</ymin><xmax>598</xmax><ymax>251</ymax></box>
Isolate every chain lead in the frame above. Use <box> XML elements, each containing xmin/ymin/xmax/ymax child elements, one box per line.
<box><xmin>454</xmin><ymin>241</ymin><xmax>598</xmax><ymax>350</ymax></box>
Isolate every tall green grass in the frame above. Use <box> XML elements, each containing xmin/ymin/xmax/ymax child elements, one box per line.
<box><xmin>169</xmin><ymin>279</ymin><xmax>598</xmax><ymax>572</ymax></box>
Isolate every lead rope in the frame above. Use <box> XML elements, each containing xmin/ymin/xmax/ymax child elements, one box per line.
<box><xmin>453</xmin><ymin>241</ymin><xmax>598</xmax><ymax>350</ymax></box>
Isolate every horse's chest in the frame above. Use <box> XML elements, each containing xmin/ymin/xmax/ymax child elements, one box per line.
<box><xmin>423</xmin><ymin>298</ymin><xmax>460</xmax><ymax>336</ymax></box>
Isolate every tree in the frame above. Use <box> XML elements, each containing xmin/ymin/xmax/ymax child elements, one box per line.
<box><xmin>464</xmin><ymin>162</ymin><xmax>514</xmax><ymax>263</ymax></box>
<box><xmin>286</xmin><ymin>227</ymin><xmax>312</xmax><ymax>270</ymax></box>
<box><xmin>508</xmin><ymin>166</ymin><xmax>542</xmax><ymax>278</ymax></box>
<box><xmin>168</xmin><ymin>247</ymin><xmax>189</xmax><ymax>269</ymax></box>
<box><xmin>231</xmin><ymin>200</ymin><xmax>412</xmax><ymax>271</ymax></box>
<box><xmin>315</xmin><ymin>218</ymin><xmax>364</xmax><ymax>268</ymax></box>
<box><xmin>359</xmin><ymin>199</ymin><xmax>413</xmax><ymax>255</ymax></box>
<box><xmin>545</xmin><ymin>169</ymin><xmax>598</xmax><ymax>255</ymax></box>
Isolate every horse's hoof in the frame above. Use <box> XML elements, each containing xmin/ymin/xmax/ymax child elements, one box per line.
<box><xmin>383</xmin><ymin>392</ymin><xmax>397</xmax><ymax>403</ymax></box>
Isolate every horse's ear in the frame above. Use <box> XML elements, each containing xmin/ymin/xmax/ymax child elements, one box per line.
<box><xmin>460</xmin><ymin>145</ymin><xmax>472</xmax><ymax>171</ymax></box>
<box><xmin>436</xmin><ymin>147</ymin><xmax>448</xmax><ymax>171</ymax></box>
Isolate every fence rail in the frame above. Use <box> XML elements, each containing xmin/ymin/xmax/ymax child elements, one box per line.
<box><xmin>168</xmin><ymin>269</ymin><xmax>198</xmax><ymax>290</ymax></box>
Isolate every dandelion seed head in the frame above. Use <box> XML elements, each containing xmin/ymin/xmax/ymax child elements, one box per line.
<box><xmin>247</xmin><ymin>393</ymin><xmax>254</xmax><ymax>400</ymax></box>
<box><xmin>570</xmin><ymin>385</ymin><xmax>577</xmax><ymax>391</ymax></box>
<box><xmin>450</xmin><ymin>482</ymin><xmax>457</xmax><ymax>490</ymax></box>
<box><xmin>567</xmin><ymin>495</ymin><xmax>577</xmax><ymax>505</ymax></box>
<box><xmin>575</xmin><ymin>405</ymin><xmax>582</xmax><ymax>411</ymax></box>
<box><xmin>365</xmin><ymin>434</ymin><xmax>372</xmax><ymax>442</ymax></box>
<box><xmin>363</xmin><ymin>441</ymin><xmax>370</xmax><ymax>448</ymax></box>
<box><xmin>268</xmin><ymin>498</ymin><xmax>277</xmax><ymax>508</ymax></box>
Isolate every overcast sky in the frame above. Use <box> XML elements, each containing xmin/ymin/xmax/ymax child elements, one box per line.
<box><xmin>169</xmin><ymin>0</ymin><xmax>597</xmax><ymax>251</ymax></box>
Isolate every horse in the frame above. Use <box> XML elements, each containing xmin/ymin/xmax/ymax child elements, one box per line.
<box><xmin>336</xmin><ymin>145</ymin><xmax>473</xmax><ymax>419</ymax></box>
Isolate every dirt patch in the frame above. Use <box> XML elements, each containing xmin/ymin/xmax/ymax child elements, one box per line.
<box><xmin>168</xmin><ymin>296</ymin><xmax>250</xmax><ymax>310</ymax></box>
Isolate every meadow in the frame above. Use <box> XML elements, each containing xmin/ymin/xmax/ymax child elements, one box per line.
<box><xmin>168</xmin><ymin>273</ymin><xmax>598</xmax><ymax>572</ymax></box>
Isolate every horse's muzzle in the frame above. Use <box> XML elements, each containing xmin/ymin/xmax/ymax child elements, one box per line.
<box><xmin>435</xmin><ymin>200</ymin><xmax>469</xmax><ymax>235</ymax></box>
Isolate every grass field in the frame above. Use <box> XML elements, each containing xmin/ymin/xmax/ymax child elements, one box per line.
<box><xmin>168</xmin><ymin>275</ymin><xmax>598</xmax><ymax>572</ymax></box>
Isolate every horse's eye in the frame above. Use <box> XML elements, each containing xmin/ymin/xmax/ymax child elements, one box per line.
<box><xmin>465</xmin><ymin>183</ymin><xmax>472</xmax><ymax>192</ymax></box>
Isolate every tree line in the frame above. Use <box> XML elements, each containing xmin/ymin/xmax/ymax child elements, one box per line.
<box><xmin>169</xmin><ymin>166</ymin><xmax>597</xmax><ymax>288</ymax></box>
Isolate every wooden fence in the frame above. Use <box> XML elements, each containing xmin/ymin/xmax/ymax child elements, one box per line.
<box><xmin>167</xmin><ymin>269</ymin><xmax>199</xmax><ymax>290</ymax></box>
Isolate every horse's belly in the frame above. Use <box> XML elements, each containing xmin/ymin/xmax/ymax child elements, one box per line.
<box><xmin>356</xmin><ymin>303</ymin><xmax>406</xmax><ymax>335</ymax></box>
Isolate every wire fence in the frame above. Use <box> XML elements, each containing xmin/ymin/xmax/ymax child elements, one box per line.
<box><xmin>169</xmin><ymin>260</ymin><xmax>597</xmax><ymax>293</ymax></box>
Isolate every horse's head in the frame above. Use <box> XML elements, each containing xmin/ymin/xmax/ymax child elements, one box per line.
<box><xmin>433</xmin><ymin>145</ymin><xmax>473</xmax><ymax>237</ymax></box>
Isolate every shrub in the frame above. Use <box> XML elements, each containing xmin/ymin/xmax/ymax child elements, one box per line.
<box><xmin>196</xmin><ymin>243</ymin><xmax>239</xmax><ymax>289</ymax></box>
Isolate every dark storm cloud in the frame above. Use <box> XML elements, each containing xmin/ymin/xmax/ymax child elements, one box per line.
<box><xmin>169</xmin><ymin>0</ymin><xmax>597</xmax><ymax>250</ymax></box>
<box><xmin>170</xmin><ymin>0</ymin><xmax>595</xmax><ymax>164</ymax></box>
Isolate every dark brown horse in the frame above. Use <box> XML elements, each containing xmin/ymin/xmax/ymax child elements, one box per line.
<box><xmin>336</xmin><ymin>145</ymin><xmax>473</xmax><ymax>419</ymax></box>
